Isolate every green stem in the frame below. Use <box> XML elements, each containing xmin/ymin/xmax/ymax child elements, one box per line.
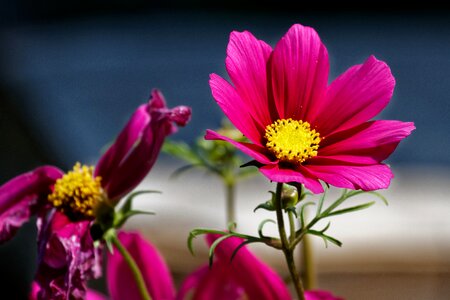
<box><xmin>288</xmin><ymin>210</ymin><xmax>296</xmax><ymax>244</ymax></box>
<box><xmin>301</xmin><ymin>233</ymin><xmax>316</xmax><ymax>290</ymax></box>
<box><xmin>225</xmin><ymin>179</ymin><xmax>236</xmax><ymax>226</ymax></box>
<box><xmin>274</xmin><ymin>183</ymin><xmax>305</xmax><ymax>300</ymax></box>
<box><xmin>111</xmin><ymin>235</ymin><xmax>152</xmax><ymax>300</ymax></box>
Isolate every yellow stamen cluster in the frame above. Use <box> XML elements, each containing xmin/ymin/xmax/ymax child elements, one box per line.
<box><xmin>48</xmin><ymin>163</ymin><xmax>103</xmax><ymax>219</ymax></box>
<box><xmin>265</xmin><ymin>118</ymin><xmax>321</xmax><ymax>164</ymax></box>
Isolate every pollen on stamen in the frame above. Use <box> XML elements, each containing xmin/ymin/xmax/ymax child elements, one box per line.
<box><xmin>264</xmin><ymin>118</ymin><xmax>321</xmax><ymax>164</ymax></box>
<box><xmin>48</xmin><ymin>163</ymin><xmax>104</xmax><ymax>219</ymax></box>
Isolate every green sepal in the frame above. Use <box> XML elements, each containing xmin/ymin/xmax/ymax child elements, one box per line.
<box><xmin>240</xmin><ymin>160</ymin><xmax>263</xmax><ymax>169</ymax></box>
<box><xmin>254</xmin><ymin>201</ymin><xmax>276</xmax><ymax>212</ymax></box>
<box><xmin>254</xmin><ymin>192</ymin><xmax>276</xmax><ymax>212</ymax></box>
<box><xmin>102</xmin><ymin>228</ymin><xmax>117</xmax><ymax>254</ymax></box>
<box><xmin>114</xmin><ymin>190</ymin><xmax>159</xmax><ymax>229</ymax></box>
<box><xmin>285</xmin><ymin>207</ymin><xmax>298</xmax><ymax>218</ymax></box>
<box><xmin>119</xmin><ymin>190</ymin><xmax>161</xmax><ymax>214</ymax></box>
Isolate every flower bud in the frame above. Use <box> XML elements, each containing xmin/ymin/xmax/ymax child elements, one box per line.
<box><xmin>281</xmin><ymin>184</ymin><xmax>298</xmax><ymax>209</ymax></box>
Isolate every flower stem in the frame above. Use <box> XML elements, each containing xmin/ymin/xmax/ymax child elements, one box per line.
<box><xmin>301</xmin><ymin>233</ymin><xmax>317</xmax><ymax>290</ymax></box>
<box><xmin>110</xmin><ymin>235</ymin><xmax>152</xmax><ymax>300</ymax></box>
<box><xmin>274</xmin><ymin>183</ymin><xmax>305</xmax><ymax>300</ymax></box>
<box><xmin>288</xmin><ymin>210</ymin><xmax>296</xmax><ymax>244</ymax></box>
<box><xmin>225</xmin><ymin>180</ymin><xmax>236</xmax><ymax>226</ymax></box>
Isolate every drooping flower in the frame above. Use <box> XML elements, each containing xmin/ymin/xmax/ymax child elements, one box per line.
<box><xmin>0</xmin><ymin>89</ymin><xmax>191</xmax><ymax>300</ymax></box>
<box><xmin>206</xmin><ymin>24</ymin><xmax>415</xmax><ymax>193</ymax></box>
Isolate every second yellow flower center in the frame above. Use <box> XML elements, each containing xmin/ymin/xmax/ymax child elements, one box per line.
<box><xmin>48</xmin><ymin>163</ymin><xmax>104</xmax><ymax>219</ymax></box>
<box><xmin>264</xmin><ymin>118</ymin><xmax>321</xmax><ymax>164</ymax></box>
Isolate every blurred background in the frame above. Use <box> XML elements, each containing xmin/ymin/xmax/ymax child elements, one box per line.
<box><xmin>0</xmin><ymin>1</ymin><xmax>449</xmax><ymax>299</ymax></box>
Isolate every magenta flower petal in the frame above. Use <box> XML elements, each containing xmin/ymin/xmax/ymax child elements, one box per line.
<box><xmin>317</xmin><ymin>120</ymin><xmax>416</xmax><ymax>164</ymax></box>
<box><xmin>35</xmin><ymin>211</ymin><xmax>102</xmax><ymax>300</ymax></box>
<box><xmin>271</xmin><ymin>24</ymin><xmax>329</xmax><ymax>121</ymax></box>
<box><xmin>86</xmin><ymin>290</ymin><xmax>108</xmax><ymax>300</ymax></box>
<box><xmin>189</xmin><ymin>265</ymin><xmax>243</xmax><ymax>300</ymax></box>
<box><xmin>103</xmin><ymin>90</ymin><xmax>191</xmax><ymax>201</ymax></box>
<box><xmin>0</xmin><ymin>166</ymin><xmax>63</xmax><ymax>243</ymax></box>
<box><xmin>107</xmin><ymin>231</ymin><xmax>175</xmax><ymax>300</ymax></box>
<box><xmin>95</xmin><ymin>103</ymin><xmax>150</xmax><ymax>185</ymax></box>
<box><xmin>210</xmin><ymin>73</ymin><xmax>263</xmax><ymax>144</ymax></box>
<box><xmin>176</xmin><ymin>265</ymin><xmax>208</xmax><ymax>300</ymax></box>
<box><xmin>226</xmin><ymin>30</ymin><xmax>274</xmax><ymax>128</ymax></box>
<box><xmin>205</xmin><ymin>129</ymin><xmax>275</xmax><ymax>165</ymax></box>
<box><xmin>306</xmin><ymin>163</ymin><xmax>394</xmax><ymax>191</ymax></box>
<box><xmin>314</xmin><ymin>56</ymin><xmax>395</xmax><ymax>136</ymax></box>
<box><xmin>260</xmin><ymin>164</ymin><xmax>324</xmax><ymax>194</ymax></box>
<box><xmin>176</xmin><ymin>265</ymin><xmax>210</xmax><ymax>300</ymax></box>
<box><xmin>305</xmin><ymin>290</ymin><xmax>344</xmax><ymax>300</ymax></box>
<box><xmin>205</xmin><ymin>234</ymin><xmax>291</xmax><ymax>300</ymax></box>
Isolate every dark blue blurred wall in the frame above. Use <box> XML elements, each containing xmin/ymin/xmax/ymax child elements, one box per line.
<box><xmin>0</xmin><ymin>4</ymin><xmax>449</xmax><ymax>299</ymax></box>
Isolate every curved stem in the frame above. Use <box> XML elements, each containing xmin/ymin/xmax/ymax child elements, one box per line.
<box><xmin>274</xmin><ymin>183</ymin><xmax>305</xmax><ymax>300</ymax></box>
<box><xmin>111</xmin><ymin>235</ymin><xmax>152</xmax><ymax>300</ymax></box>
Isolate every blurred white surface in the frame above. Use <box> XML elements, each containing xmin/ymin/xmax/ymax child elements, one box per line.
<box><xmin>126</xmin><ymin>161</ymin><xmax>450</xmax><ymax>299</ymax></box>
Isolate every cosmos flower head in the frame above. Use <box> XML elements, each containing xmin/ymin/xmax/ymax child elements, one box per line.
<box><xmin>206</xmin><ymin>23</ymin><xmax>415</xmax><ymax>193</ymax></box>
<box><xmin>0</xmin><ymin>89</ymin><xmax>191</xmax><ymax>299</ymax></box>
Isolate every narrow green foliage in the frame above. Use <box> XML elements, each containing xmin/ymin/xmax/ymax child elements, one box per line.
<box><xmin>299</xmin><ymin>202</ymin><xmax>315</xmax><ymax>228</ymax></box>
<box><xmin>307</xmin><ymin>229</ymin><xmax>342</xmax><ymax>247</ymax></box>
<box><xmin>230</xmin><ymin>239</ymin><xmax>261</xmax><ymax>262</ymax></box>
<box><xmin>258</xmin><ymin>219</ymin><xmax>276</xmax><ymax>239</ymax></box>
<box><xmin>208</xmin><ymin>235</ymin><xmax>233</xmax><ymax>268</ymax></box>
<box><xmin>325</xmin><ymin>201</ymin><xmax>376</xmax><ymax>217</ymax></box>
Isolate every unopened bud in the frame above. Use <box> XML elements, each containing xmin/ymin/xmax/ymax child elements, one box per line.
<box><xmin>281</xmin><ymin>184</ymin><xmax>299</xmax><ymax>209</ymax></box>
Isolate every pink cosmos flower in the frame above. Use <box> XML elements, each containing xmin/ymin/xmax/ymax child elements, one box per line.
<box><xmin>0</xmin><ymin>89</ymin><xmax>191</xmax><ymax>300</ymax></box>
<box><xmin>206</xmin><ymin>24</ymin><xmax>415</xmax><ymax>193</ymax></box>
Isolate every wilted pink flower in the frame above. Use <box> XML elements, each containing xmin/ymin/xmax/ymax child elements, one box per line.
<box><xmin>1</xmin><ymin>90</ymin><xmax>191</xmax><ymax>300</ymax></box>
<box><xmin>178</xmin><ymin>234</ymin><xmax>291</xmax><ymax>300</ymax></box>
<box><xmin>206</xmin><ymin>24</ymin><xmax>415</xmax><ymax>193</ymax></box>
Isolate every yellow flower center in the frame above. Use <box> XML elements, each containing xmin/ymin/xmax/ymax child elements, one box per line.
<box><xmin>264</xmin><ymin>118</ymin><xmax>321</xmax><ymax>164</ymax></box>
<box><xmin>48</xmin><ymin>163</ymin><xmax>104</xmax><ymax>219</ymax></box>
